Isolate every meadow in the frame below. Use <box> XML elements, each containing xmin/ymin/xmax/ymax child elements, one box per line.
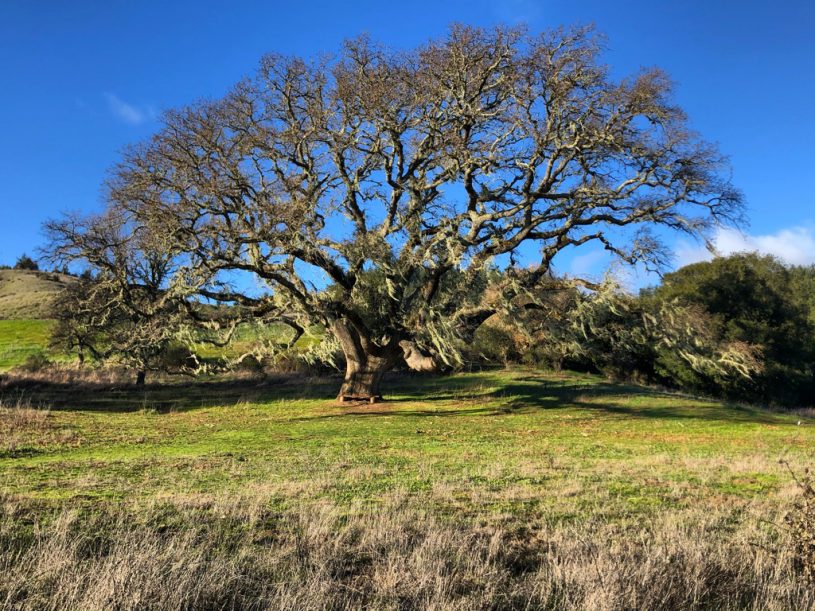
<box><xmin>1</xmin><ymin>368</ymin><xmax>813</xmax><ymax>609</ymax></box>
<box><xmin>0</xmin><ymin>319</ymin><xmax>56</xmax><ymax>370</ymax></box>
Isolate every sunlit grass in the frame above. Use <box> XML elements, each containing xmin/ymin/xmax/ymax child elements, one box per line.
<box><xmin>2</xmin><ymin>369</ymin><xmax>811</xmax><ymax>517</ymax></box>
<box><xmin>0</xmin><ymin>319</ymin><xmax>56</xmax><ymax>370</ymax></box>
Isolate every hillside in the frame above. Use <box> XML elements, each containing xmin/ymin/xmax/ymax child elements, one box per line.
<box><xmin>0</xmin><ymin>270</ymin><xmax>71</xmax><ymax>370</ymax></box>
<box><xmin>0</xmin><ymin>269</ymin><xmax>71</xmax><ymax>320</ymax></box>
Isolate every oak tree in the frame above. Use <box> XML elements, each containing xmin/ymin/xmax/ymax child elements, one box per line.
<box><xmin>51</xmin><ymin>26</ymin><xmax>743</xmax><ymax>399</ymax></box>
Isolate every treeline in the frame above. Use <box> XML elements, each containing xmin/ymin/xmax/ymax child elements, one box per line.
<box><xmin>38</xmin><ymin>246</ymin><xmax>814</xmax><ymax>406</ymax></box>
<box><xmin>0</xmin><ymin>253</ymin><xmax>40</xmax><ymax>271</ymax></box>
<box><xmin>473</xmin><ymin>253</ymin><xmax>815</xmax><ymax>407</ymax></box>
<box><xmin>0</xmin><ymin>253</ymin><xmax>95</xmax><ymax>279</ymax></box>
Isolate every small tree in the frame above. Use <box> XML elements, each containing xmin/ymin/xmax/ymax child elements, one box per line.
<box><xmin>14</xmin><ymin>254</ymin><xmax>39</xmax><ymax>271</ymax></box>
<box><xmin>44</xmin><ymin>212</ymin><xmax>195</xmax><ymax>385</ymax></box>
<box><xmin>49</xmin><ymin>25</ymin><xmax>743</xmax><ymax>399</ymax></box>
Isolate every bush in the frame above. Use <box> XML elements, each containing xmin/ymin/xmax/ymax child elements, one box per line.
<box><xmin>647</xmin><ymin>254</ymin><xmax>815</xmax><ymax>406</ymax></box>
<box><xmin>470</xmin><ymin>323</ymin><xmax>522</xmax><ymax>366</ymax></box>
<box><xmin>19</xmin><ymin>351</ymin><xmax>52</xmax><ymax>373</ymax></box>
<box><xmin>156</xmin><ymin>343</ymin><xmax>198</xmax><ymax>372</ymax></box>
<box><xmin>784</xmin><ymin>463</ymin><xmax>815</xmax><ymax>582</ymax></box>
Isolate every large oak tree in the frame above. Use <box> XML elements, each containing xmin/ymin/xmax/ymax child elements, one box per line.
<box><xmin>49</xmin><ymin>25</ymin><xmax>742</xmax><ymax>399</ymax></box>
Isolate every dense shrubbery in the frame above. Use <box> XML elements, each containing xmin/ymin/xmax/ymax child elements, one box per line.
<box><xmin>647</xmin><ymin>254</ymin><xmax>815</xmax><ymax>406</ymax></box>
<box><xmin>471</xmin><ymin>253</ymin><xmax>815</xmax><ymax>407</ymax></box>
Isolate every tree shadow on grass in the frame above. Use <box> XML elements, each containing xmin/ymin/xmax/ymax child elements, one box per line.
<box><xmin>495</xmin><ymin>380</ymin><xmax>793</xmax><ymax>425</ymax></box>
<box><xmin>0</xmin><ymin>375</ymin><xmax>339</xmax><ymax>413</ymax></box>
<box><xmin>303</xmin><ymin>374</ymin><xmax>801</xmax><ymax>426</ymax></box>
<box><xmin>0</xmin><ymin>370</ymin><xmax>802</xmax><ymax>425</ymax></box>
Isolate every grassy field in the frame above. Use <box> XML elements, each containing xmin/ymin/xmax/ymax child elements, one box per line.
<box><xmin>0</xmin><ymin>319</ymin><xmax>57</xmax><ymax>370</ymax></box>
<box><xmin>1</xmin><ymin>368</ymin><xmax>813</xmax><ymax>608</ymax></box>
<box><xmin>0</xmin><ymin>269</ymin><xmax>68</xmax><ymax>371</ymax></box>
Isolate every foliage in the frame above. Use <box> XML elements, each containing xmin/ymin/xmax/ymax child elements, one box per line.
<box><xmin>477</xmin><ymin>275</ymin><xmax>762</xmax><ymax>388</ymax></box>
<box><xmin>646</xmin><ymin>253</ymin><xmax>815</xmax><ymax>405</ymax></box>
<box><xmin>19</xmin><ymin>350</ymin><xmax>52</xmax><ymax>373</ymax></box>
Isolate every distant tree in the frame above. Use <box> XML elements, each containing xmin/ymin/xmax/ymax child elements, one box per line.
<box><xmin>14</xmin><ymin>253</ymin><xmax>39</xmax><ymax>271</ymax></box>
<box><xmin>47</xmin><ymin>25</ymin><xmax>743</xmax><ymax>399</ymax></box>
<box><xmin>789</xmin><ymin>264</ymin><xmax>815</xmax><ymax>326</ymax></box>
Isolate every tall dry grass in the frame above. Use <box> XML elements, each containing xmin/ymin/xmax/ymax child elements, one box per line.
<box><xmin>1</xmin><ymin>493</ymin><xmax>812</xmax><ymax>610</ymax></box>
<box><xmin>0</xmin><ymin>395</ymin><xmax>51</xmax><ymax>455</ymax></box>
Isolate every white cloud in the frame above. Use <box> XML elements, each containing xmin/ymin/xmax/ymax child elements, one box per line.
<box><xmin>491</xmin><ymin>0</ymin><xmax>543</xmax><ymax>23</ymax></box>
<box><xmin>675</xmin><ymin>225</ymin><xmax>815</xmax><ymax>268</ymax></box>
<box><xmin>104</xmin><ymin>92</ymin><xmax>155</xmax><ymax>125</ymax></box>
<box><xmin>568</xmin><ymin>248</ymin><xmax>609</xmax><ymax>278</ymax></box>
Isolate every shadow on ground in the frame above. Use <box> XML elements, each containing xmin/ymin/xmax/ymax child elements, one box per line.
<box><xmin>0</xmin><ymin>374</ymin><xmax>338</xmax><ymax>413</ymax></box>
<box><xmin>0</xmin><ymin>370</ymin><xmax>801</xmax><ymax>425</ymax></box>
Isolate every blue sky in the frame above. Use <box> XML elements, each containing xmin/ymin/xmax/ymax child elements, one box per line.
<box><xmin>1</xmin><ymin>0</ymin><xmax>813</xmax><ymax>285</ymax></box>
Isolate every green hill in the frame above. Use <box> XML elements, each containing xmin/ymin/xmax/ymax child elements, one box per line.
<box><xmin>0</xmin><ymin>269</ymin><xmax>71</xmax><ymax>320</ymax></box>
<box><xmin>0</xmin><ymin>269</ymin><xmax>72</xmax><ymax>370</ymax></box>
<box><xmin>0</xmin><ymin>319</ymin><xmax>56</xmax><ymax>369</ymax></box>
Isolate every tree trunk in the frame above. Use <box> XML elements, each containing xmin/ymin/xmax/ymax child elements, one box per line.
<box><xmin>338</xmin><ymin>357</ymin><xmax>390</xmax><ymax>402</ymax></box>
<box><xmin>332</xmin><ymin>319</ymin><xmax>398</xmax><ymax>403</ymax></box>
<box><xmin>136</xmin><ymin>370</ymin><xmax>146</xmax><ymax>386</ymax></box>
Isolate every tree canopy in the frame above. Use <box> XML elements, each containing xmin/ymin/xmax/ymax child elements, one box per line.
<box><xmin>646</xmin><ymin>253</ymin><xmax>815</xmax><ymax>405</ymax></box>
<box><xmin>46</xmin><ymin>25</ymin><xmax>743</xmax><ymax>398</ymax></box>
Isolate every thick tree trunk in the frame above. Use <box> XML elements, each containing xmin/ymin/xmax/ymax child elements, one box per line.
<box><xmin>338</xmin><ymin>357</ymin><xmax>390</xmax><ymax>402</ymax></box>
<box><xmin>332</xmin><ymin>319</ymin><xmax>398</xmax><ymax>403</ymax></box>
<box><xmin>136</xmin><ymin>370</ymin><xmax>146</xmax><ymax>386</ymax></box>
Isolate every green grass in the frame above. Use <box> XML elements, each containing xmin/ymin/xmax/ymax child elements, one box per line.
<box><xmin>0</xmin><ymin>265</ymin><xmax>317</xmax><ymax>369</ymax></box>
<box><xmin>3</xmin><ymin>369</ymin><xmax>814</xmax><ymax>608</ymax></box>
<box><xmin>2</xmin><ymin>369</ymin><xmax>812</xmax><ymax>521</ymax></box>
<box><xmin>0</xmin><ymin>319</ymin><xmax>56</xmax><ymax>370</ymax></box>
<box><xmin>0</xmin><ymin>269</ymin><xmax>71</xmax><ymax>370</ymax></box>
<box><xmin>193</xmin><ymin>322</ymin><xmax>323</xmax><ymax>360</ymax></box>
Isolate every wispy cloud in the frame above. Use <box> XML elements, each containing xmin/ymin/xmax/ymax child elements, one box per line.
<box><xmin>490</xmin><ymin>0</ymin><xmax>543</xmax><ymax>24</ymax></box>
<box><xmin>104</xmin><ymin>92</ymin><xmax>156</xmax><ymax>125</ymax></box>
<box><xmin>675</xmin><ymin>225</ymin><xmax>815</xmax><ymax>267</ymax></box>
<box><xmin>568</xmin><ymin>248</ymin><xmax>609</xmax><ymax>278</ymax></box>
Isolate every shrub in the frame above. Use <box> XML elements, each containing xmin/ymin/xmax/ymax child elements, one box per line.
<box><xmin>19</xmin><ymin>351</ymin><xmax>52</xmax><ymax>373</ymax></box>
<box><xmin>784</xmin><ymin>463</ymin><xmax>815</xmax><ymax>582</ymax></box>
<box><xmin>471</xmin><ymin>322</ymin><xmax>522</xmax><ymax>366</ymax></box>
<box><xmin>648</xmin><ymin>253</ymin><xmax>815</xmax><ymax>406</ymax></box>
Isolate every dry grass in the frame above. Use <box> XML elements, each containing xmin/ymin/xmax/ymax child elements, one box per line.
<box><xmin>0</xmin><ymin>395</ymin><xmax>51</xmax><ymax>455</ymax></box>
<box><xmin>2</xmin><ymin>364</ymin><xmax>140</xmax><ymax>387</ymax></box>
<box><xmin>0</xmin><ymin>269</ymin><xmax>70</xmax><ymax>321</ymax></box>
<box><xmin>0</xmin><ymin>395</ymin><xmax>81</xmax><ymax>456</ymax></box>
<box><xmin>0</xmin><ymin>492</ymin><xmax>812</xmax><ymax>610</ymax></box>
